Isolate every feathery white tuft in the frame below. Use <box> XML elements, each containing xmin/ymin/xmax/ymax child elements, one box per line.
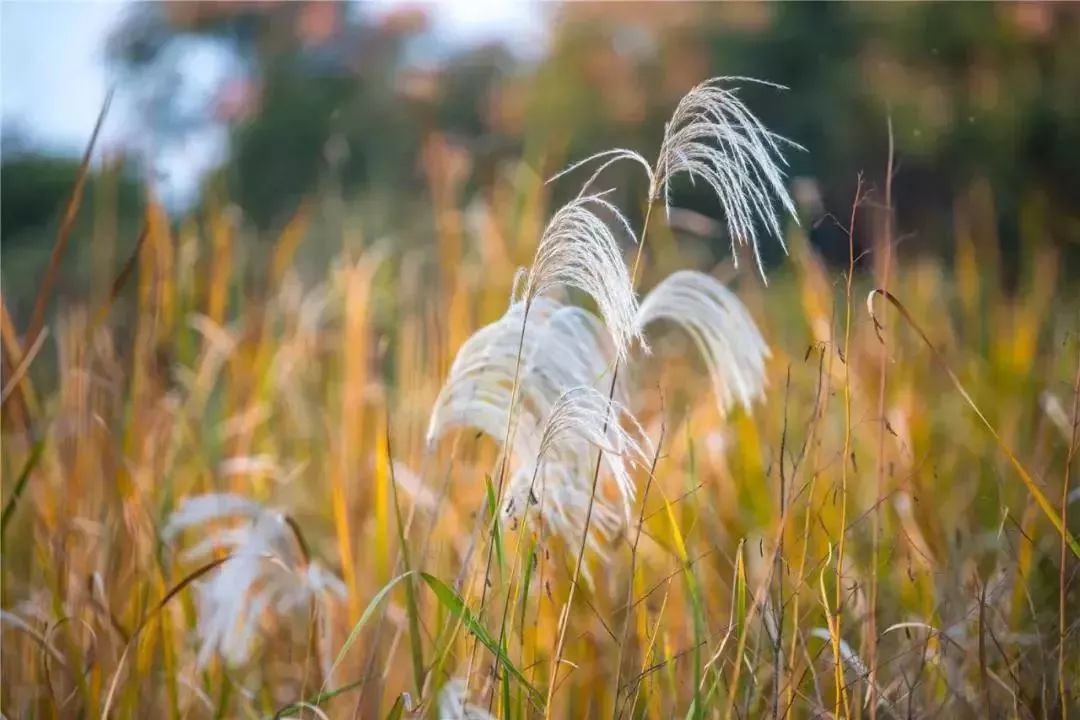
<box><xmin>162</xmin><ymin>493</ymin><xmax>264</xmax><ymax>542</ymax></box>
<box><xmin>552</xmin><ymin>77</ymin><xmax>800</xmax><ymax>280</ymax></box>
<box><xmin>425</xmin><ymin>299</ymin><xmax>557</xmax><ymax>457</ymax></box>
<box><xmin>437</xmin><ymin>678</ymin><xmax>497</xmax><ymax>720</ymax></box>
<box><xmin>497</xmin><ymin>386</ymin><xmax>651</xmax><ymax>563</ymax></box>
<box><xmin>533</xmin><ymin>386</ymin><xmax>652</xmax><ymax>519</ymax></box>
<box><xmin>636</xmin><ymin>270</ymin><xmax>769</xmax><ymax>414</ymax></box>
<box><xmin>502</xmin><ymin>460</ymin><xmax>624</xmax><ymax>563</ymax></box>
<box><xmin>428</xmin><ymin>305</ymin><xmax>650</xmax><ymax>558</ymax></box>
<box><xmin>164</xmin><ymin>494</ymin><xmax>345</xmax><ymax>670</ymax></box>
<box><xmin>528</xmin><ymin>304</ymin><xmax>627</xmax><ymax>410</ymax></box>
<box><xmin>426</xmin><ymin>298</ymin><xmax>621</xmax><ymax>458</ymax></box>
<box><xmin>520</xmin><ymin>194</ymin><xmax>645</xmax><ymax>361</ymax></box>
<box><xmin>655</xmin><ymin>77</ymin><xmax>800</xmax><ymax>278</ymax></box>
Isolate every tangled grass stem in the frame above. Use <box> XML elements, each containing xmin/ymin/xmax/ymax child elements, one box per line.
<box><xmin>867</xmin><ymin>288</ymin><xmax>1080</xmax><ymax>558</ymax></box>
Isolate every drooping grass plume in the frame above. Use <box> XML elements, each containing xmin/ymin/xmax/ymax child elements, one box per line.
<box><xmin>517</xmin><ymin>193</ymin><xmax>644</xmax><ymax>360</ymax></box>
<box><xmin>426</xmin><ymin>298</ymin><xmax>621</xmax><ymax>457</ymax></box>
<box><xmin>526</xmin><ymin>303</ymin><xmax>627</xmax><ymax>409</ymax></box>
<box><xmin>503</xmin><ymin>460</ymin><xmax>625</xmax><ymax>563</ymax></box>
<box><xmin>426</xmin><ymin>298</ymin><xmax>561</xmax><ymax>453</ymax></box>
<box><xmin>636</xmin><ymin>270</ymin><xmax>770</xmax><ymax>414</ymax></box>
<box><xmin>428</xmin><ymin>298</ymin><xmax>639</xmax><ymax>557</ymax></box>
<box><xmin>532</xmin><ymin>386</ymin><xmax>652</xmax><ymax>518</ymax></box>
<box><xmin>427</xmin><ymin>291</ymin><xmax>652</xmax><ymax>554</ymax></box>
<box><xmin>553</xmin><ymin>77</ymin><xmax>800</xmax><ymax>279</ymax></box>
<box><xmin>656</xmin><ymin>78</ymin><xmax>800</xmax><ymax>270</ymax></box>
<box><xmin>163</xmin><ymin>494</ymin><xmax>345</xmax><ymax>670</ymax></box>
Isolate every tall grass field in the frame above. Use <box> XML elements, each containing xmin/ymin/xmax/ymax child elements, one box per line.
<box><xmin>2</xmin><ymin>78</ymin><xmax>1078</xmax><ymax>719</ymax></box>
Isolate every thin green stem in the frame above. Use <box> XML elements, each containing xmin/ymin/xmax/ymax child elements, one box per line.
<box><xmin>466</xmin><ymin>301</ymin><xmax>533</xmax><ymax>693</ymax></box>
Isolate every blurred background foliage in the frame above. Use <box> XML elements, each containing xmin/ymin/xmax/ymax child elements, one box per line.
<box><xmin>3</xmin><ymin>1</ymin><xmax>1079</xmax><ymax>320</ymax></box>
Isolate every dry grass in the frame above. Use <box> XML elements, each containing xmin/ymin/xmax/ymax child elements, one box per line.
<box><xmin>2</xmin><ymin>116</ymin><xmax>1079</xmax><ymax>720</ymax></box>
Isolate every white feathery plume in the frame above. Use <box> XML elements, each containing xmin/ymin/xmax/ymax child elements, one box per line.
<box><xmin>429</xmin><ymin>309</ymin><xmax>650</xmax><ymax>557</ymax></box>
<box><xmin>437</xmin><ymin>678</ymin><xmax>497</xmax><ymax>720</ymax></box>
<box><xmin>502</xmin><ymin>461</ymin><xmax>624</xmax><ymax>563</ymax></box>
<box><xmin>552</xmin><ymin>77</ymin><xmax>800</xmax><ymax>280</ymax></box>
<box><xmin>426</xmin><ymin>298</ymin><xmax>621</xmax><ymax>457</ymax></box>
<box><xmin>497</xmin><ymin>387</ymin><xmax>651</xmax><ymax>567</ymax></box>
<box><xmin>519</xmin><ymin>193</ymin><xmax>645</xmax><ymax>361</ymax></box>
<box><xmin>526</xmin><ymin>304</ymin><xmax>626</xmax><ymax>410</ymax></box>
<box><xmin>549</xmin><ymin>148</ymin><xmax>656</xmax><ymax>201</ymax></box>
<box><xmin>656</xmin><ymin>78</ymin><xmax>800</xmax><ymax>251</ymax></box>
<box><xmin>524</xmin><ymin>386</ymin><xmax>643</xmax><ymax>526</ymax></box>
<box><xmin>427</xmin><ymin>187</ymin><xmax>649</xmax><ymax>560</ymax></box>
<box><xmin>162</xmin><ymin>493</ymin><xmax>264</xmax><ymax>535</ymax></box>
<box><xmin>163</xmin><ymin>493</ymin><xmax>345</xmax><ymax>669</ymax></box>
<box><xmin>425</xmin><ymin>298</ymin><xmax>561</xmax><ymax>457</ymax></box>
<box><xmin>636</xmin><ymin>270</ymin><xmax>770</xmax><ymax>414</ymax></box>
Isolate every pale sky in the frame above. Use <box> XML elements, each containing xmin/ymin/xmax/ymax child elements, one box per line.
<box><xmin>1</xmin><ymin>0</ymin><xmax>129</xmax><ymax>154</ymax></box>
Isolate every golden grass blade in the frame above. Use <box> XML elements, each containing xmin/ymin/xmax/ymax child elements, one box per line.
<box><xmin>91</xmin><ymin>220</ymin><xmax>149</xmax><ymax>330</ymax></box>
<box><xmin>0</xmin><ymin>327</ymin><xmax>47</xmax><ymax>406</ymax></box>
<box><xmin>0</xmin><ymin>439</ymin><xmax>45</xmax><ymax>539</ymax></box>
<box><xmin>1</xmin><ymin>294</ymin><xmax>39</xmax><ymax>425</ymax></box>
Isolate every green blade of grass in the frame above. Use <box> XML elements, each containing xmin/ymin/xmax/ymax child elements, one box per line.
<box><xmin>388</xmin><ymin>422</ymin><xmax>425</xmax><ymax>697</ymax></box>
<box><xmin>273</xmin><ymin>678</ymin><xmax>366</xmax><ymax>718</ymax></box>
<box><xmin>516</xmin><ymin>542</ymin><xmax>537</xmax><ymax>719</ymax></box>
<box><xmin>1</xmin><ymin>439</ymin><xmax>45</xmax><ymax>539</ymax></box>
<box><xmin>502</xmin><ymin>653</ymin><xmax>513</xmax><ymax>720</ymax></box>
<box><xmin>485</xmin><ymin>473</ymin><xmax>511</xmax><ymax>717</ymax></box>
<box><xmin>485</xmin><ymin>474</ymin><xmax>505</xmax><ymax>572</ymax></box>
<box><xmin>323</xmin><ymin>571</ymin><xmax>415</xmax><ymax>691</ymax></box>
<box><xmin>418</xmin><ymin>571</ymin><xmax>543</xmax><ymax>707</ymax></box>
<box><xmin>384</xmin><ymin>694</ymin><xmax>406</xmax><ymax>720</ymax></box>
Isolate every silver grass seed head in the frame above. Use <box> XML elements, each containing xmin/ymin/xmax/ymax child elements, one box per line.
<box><xmin>164</xmin><ymin>494</ymin><xmax>345</xmax><ymax>669</ymax></box>
<box><xmin>521</xmin><ymin>193</ymin><xmax>646</xmax><ymax>362</ymax></box>
<box><xmin>636</xmin><ymin>270</ymin><xmax>770</xmax><ymax>415</ymax></box>
<box><xmin>655</xmin><ymin>77</ymin><xmax>801</xmax><ymax>280</ymax></box>
<box><xmin>426</xmin><ymin>298</ymin><xmax>622</xmax><ymax>458</ymax></box>
<box><xmin>550</xmin><ymin>77</ymin><xmax>801</xmax><ymax>282</ymax></box>
<box><xmin>533</xmin><ymin>385</ymin><xmax>653</xmax><ymax>525</ymax></box>
<box><xmin>424</xmin><ymin>299</ymin><xmax>555</xmax><ymax>453</ymax></box>
<box><xmin>502</xmin><ymin>460</ymin><xmax>624</xmax><ymax>564</ymax></box>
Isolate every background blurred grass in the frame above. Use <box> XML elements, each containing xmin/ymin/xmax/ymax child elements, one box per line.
<box><xmin>2</xmin><ymin>2</ymin><xmax>1079</xmax><ymax>718</ymax></box>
